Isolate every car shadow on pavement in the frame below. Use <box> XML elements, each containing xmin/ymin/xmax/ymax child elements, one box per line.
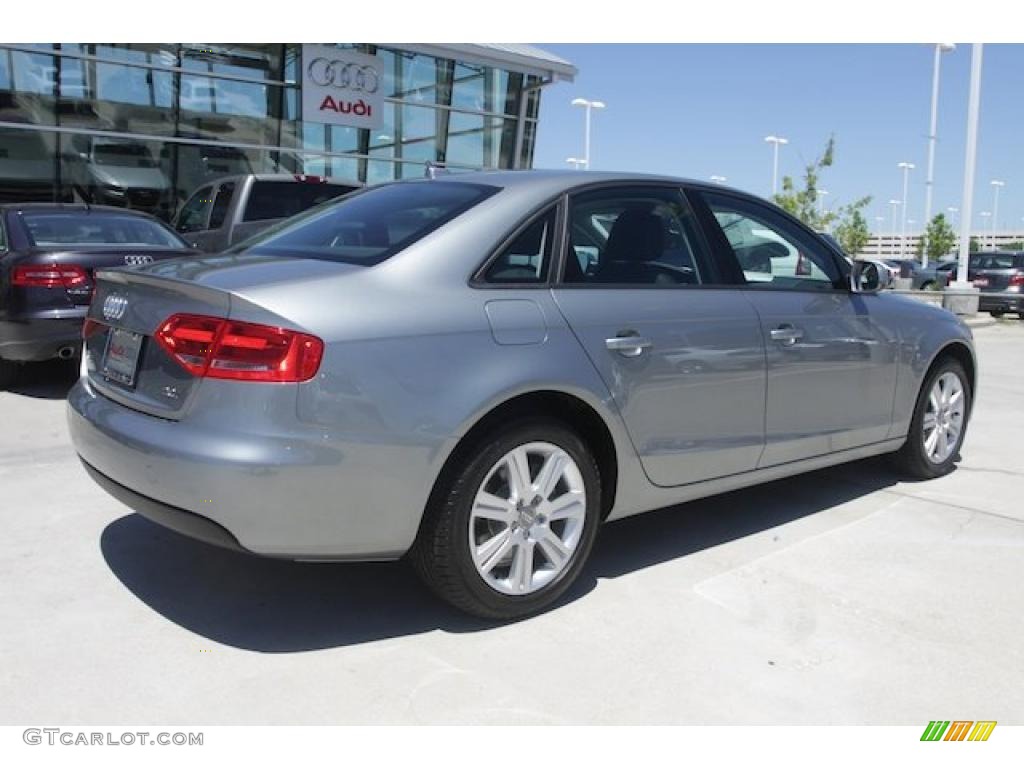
<box><xmin>99</xmin><ymin>457</ymin><xmax>904</xmax><ymax>653</ymax></box>
<box><xmin>7</xmin><ymin>359</ymin><xmax>79</xmax><ymax>400</ymax></box>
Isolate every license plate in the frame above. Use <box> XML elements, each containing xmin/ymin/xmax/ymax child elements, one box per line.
<box><xmin>974</xmin><ymin>277</ymin><xmax>989</xmax><ymax>287</ymax></box>
<box><xmin>102</xmin><ymin>328</ymin><xmax>143</xmax><ymax>387</ymax></box>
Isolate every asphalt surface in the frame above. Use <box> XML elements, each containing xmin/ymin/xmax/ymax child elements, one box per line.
<box><xmin>2</xmin><ymin>321</ymin><xmax>1022</xmax><ymax>724</ymax></box>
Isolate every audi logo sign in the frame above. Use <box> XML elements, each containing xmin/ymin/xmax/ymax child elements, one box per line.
<box><xmin>123</xmin><ymin>254</ymin><xmax>154</xmax><ymax>266</ymax></box>
<box><xmin>301</xmin><ymin>45</ymin><xmax>383</xmax><ymax>129</ymax></box>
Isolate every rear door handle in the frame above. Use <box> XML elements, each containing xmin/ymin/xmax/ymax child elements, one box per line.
<box><xmin>769</xmin><ymin>325</ymin><xmax>804</xmax><ymax>345</ymax></box>
<box><xmin>605</xmin><ymin>333</ymin><xmax>653</xmax><ymax>357</ymax></box>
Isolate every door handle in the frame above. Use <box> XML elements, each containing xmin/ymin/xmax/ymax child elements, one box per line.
<box><xmin>769</xmin><ymin>325</ymin><xmax>804</xmax><ymax>345</ymax></box>
<box><xmin>605</xmin><ymin>333</ymin><xmax>653</xmax><ymax>357</ymax></box>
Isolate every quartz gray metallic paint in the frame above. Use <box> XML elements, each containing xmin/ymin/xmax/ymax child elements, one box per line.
<box><xmin>67</xmin><ymin>171</ymin><xmax>976</xmax><ymax>561</ymax></box>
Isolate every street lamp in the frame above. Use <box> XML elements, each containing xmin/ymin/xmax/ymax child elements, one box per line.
<box><xmin>571</xmin><ymin>98</ymin><xmax>605</xmax><ymax>169</ymax></box>
<box><xmin>979</xmin><ymin>211</ymin><xmax>992</xmax><ymax>250</ymax></box>
<box><xmin>922</xmin><ymin>43</ymin><xmax>956</xmax><ymax>267</ymax></box>
<box><xmin>764</xmin><ymin>135</ymin><xmax>788</xmax><ymax>196</ymax></box>
<box><xmin>947</xmin><ymin>206</ymin><xmax>959</xmax><ymax>229</ymax></box>
<box><xmin>953</xmin><ymin>44</ymin><xmax>984</xmax><ymax>288</ymax></box>
<box><xmin>898</xmin><ymin>161</ymin><xmax>915</xmax><ymax>257</ymax></box>
<box><xmin>990</xmin><ymin>179</ymin><xmax>1005</xmax><ymax>248</ymax></box>
<box><xmin>818</xmin><ymin>189</ymin><xmax>829</xmax><ymax>214</ymax></box>
<box><xmin>889</xmin><ymin>198</ymin><xmax>902</xmax><ymax>258</ymax></box>
<box><xmin>566</xmin><ymin>157</ymin><xmax>585</xmax><ymax>170</ymax></box>
<box><xmin>710</xmin><ymin>175</ymin><xmax>728</xmax><ymax>185</ymax></box>
<box><xmin>875</xmin><ymin>215</ymin><xmax>886</xmax><ymax>258</ymax></box>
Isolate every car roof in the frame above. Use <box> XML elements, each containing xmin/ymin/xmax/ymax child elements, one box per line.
<box><xmin>427</xmin><ymin>169</ymin><xmax>724</xmax><ymax>196</ymax></box>
<box><xmin>207</xmin><ymin>173</ymin><xmax>362</xmax><ymax>186</ymax></box>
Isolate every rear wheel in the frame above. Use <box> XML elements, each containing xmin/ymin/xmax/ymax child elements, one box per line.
<box><xmin>990</xmin><ymin>311</ymin><xmax>1005</xmax><ymax>318</ymax></box>
<box><xmin>893</xmin><ymin>357</ymin><xmax>970</xmax><ymax>479</ymax></box>
<box><xmin>0</xmin><ymin>357</ymin><xmax>18</xmax><ymax>390</ymax></box>
<box><xmin>412</xmin><ymin>419</ymin><xmax>601</xmax><ymax>620</ymax></box>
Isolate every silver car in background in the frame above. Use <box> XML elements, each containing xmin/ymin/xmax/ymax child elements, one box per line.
<box><xmin>68</xmin><ymin>171</ymin><xmax>976</xmax><ymax>619</ymax></box>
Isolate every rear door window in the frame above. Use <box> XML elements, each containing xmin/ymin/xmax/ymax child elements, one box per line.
<box><xmin>242</xmin><ymin>181</ymin><xmax>357</xmax><ymax>222</ymax></box>
<box><xmin>240</xmin><ymin>181</ymin><xmax>499</xmax><ymax>265</ymax></box>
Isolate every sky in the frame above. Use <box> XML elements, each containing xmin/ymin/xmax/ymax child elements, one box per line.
<box><xmin>532</xmin><ymin>44</ymin><xmax>1024</xmax><ymax>235</ymax></box>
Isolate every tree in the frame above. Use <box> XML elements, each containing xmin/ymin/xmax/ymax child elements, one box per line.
<box><xmin>921</xmin><ymin>213</ymin><xmax>957</xmax><ymax>262</ymax></box>
<box><xmin>969</xmin><ymin>237</ymin><xmax>981</xmax><ymax>253</ymax></box>
<box><xmin>834</xmin><ymin>208</ymin><xmax>871</xmax><ymax>256</ymax></box>
<box><xmin>773</xmin><ymin>136</ymin><xmax>872</xmax><ymax>253</ymax></box>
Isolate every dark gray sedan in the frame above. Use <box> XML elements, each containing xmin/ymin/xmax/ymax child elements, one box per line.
<box><xmin>68</xmin><ymin>171</ymin><xmax>976</xmax><ymax>619</ymax></box>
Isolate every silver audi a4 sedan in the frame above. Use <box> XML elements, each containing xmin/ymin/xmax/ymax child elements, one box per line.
<box><xmin>68</xmin><ymin>171</ymin><xmax>976</xmax><ymax>619</ymax></box>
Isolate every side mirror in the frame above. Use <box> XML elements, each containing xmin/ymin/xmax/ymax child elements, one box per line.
<box><xmin>850</xmin><ymin>260</ymin><xmax>892</xmax><ymax>294</ymax></box>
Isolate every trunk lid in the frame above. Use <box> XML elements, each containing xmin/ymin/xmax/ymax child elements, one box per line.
<box><xmin>86</xmin><ymin>269</ymin><xmax>232</xmax><ymax>419</ymax></box>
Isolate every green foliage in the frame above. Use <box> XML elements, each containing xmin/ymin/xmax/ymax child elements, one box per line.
<box><xmin>772</xmin><ymin>135</ymin><xmax>872</xmax><ymax>253</ymax></box>
<box><xmin>969</xmin><ymin>237</ymin><xmax>981</xmax><ymax>253</ymax></box>
<box><xmin>834</xmin><ymin>208</ymin><xmax>871</xmax><ymax>256</ymax></box>
<box><xmin>921</xmin><ymin>213</ymin><xmax>958</xmax><ymax>261</ymax></box>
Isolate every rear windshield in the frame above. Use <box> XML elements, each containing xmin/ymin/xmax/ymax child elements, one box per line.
<box><xmin>238</xmin><ymin>181</ymin><xmax>499</xmax><ymax>265</ymax></box>
<box><xmin>242</xmin><ymin>181</ymin><xmax>358</xmax><ymax>222</ymax></box>
<box><xmin>22</xmin><ymin>212</ymin><xmax>186</xmax><ymax>248</ymax></box>
<box><xmin>976</xmin><ymin>253</ymin><xmax>1022</xmax><ymax>270</ymax></box>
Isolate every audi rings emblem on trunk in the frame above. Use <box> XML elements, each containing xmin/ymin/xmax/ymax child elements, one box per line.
<box><xmin>102</xmin><ymin>294</ymin><xmax>128</xmax><ymax>322</ymax></box>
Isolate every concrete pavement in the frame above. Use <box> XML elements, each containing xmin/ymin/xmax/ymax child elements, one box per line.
<box><xmin>1</xmin><ymin>322</ymin><xmax>1022</xmax><ymax>724</ymax></box>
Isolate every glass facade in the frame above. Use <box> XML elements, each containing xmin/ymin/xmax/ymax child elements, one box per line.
<box><xmin>0</xmin><ymin>44</ymin><xmax>544</xmax><ymax>220</ymax></box>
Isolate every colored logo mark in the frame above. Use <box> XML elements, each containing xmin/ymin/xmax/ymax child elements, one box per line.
<box><xmin>920</xmin><ymin>720</ymin><xmax>996</xmax><ymax>741</ymax></box>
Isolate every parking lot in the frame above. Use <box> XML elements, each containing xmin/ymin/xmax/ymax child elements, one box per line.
<box><xmin>1</xmin><ymin>320</ymin><xmax>1022</xmax><ymax>725</ymax></box>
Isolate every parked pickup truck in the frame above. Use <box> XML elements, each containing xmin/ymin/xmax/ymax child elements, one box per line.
<box><xmin>173</xmin><ymin>173</ymin><xmax>360</xmax><ymax>251</ymax></box>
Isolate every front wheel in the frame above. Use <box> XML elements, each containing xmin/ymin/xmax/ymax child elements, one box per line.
<box><xmin>893</xmin><ymin>358</ymin><xmax>970</xmax><ymax>479</ymax></box>
<box><xmin>990</xmin><ymin>311</ymin><xmax>1005</xmax><ymax>319</ymax></box>
<box><xmin>412</xmin><ymin>420</ymin><xmax>601</xmax><ymax>620</ymax></box>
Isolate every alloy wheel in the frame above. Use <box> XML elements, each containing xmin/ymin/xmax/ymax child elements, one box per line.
<box><xmin>923</xmin><ymin>371</ymin><xmax>965</xmax><ymax>464</ymax></box>
<box><xmin>468</xmin><ymin>441</ymin><xmax>587</xmax><ymax>596</ymax></box>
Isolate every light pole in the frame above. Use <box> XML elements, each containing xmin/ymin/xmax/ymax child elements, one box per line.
<box><xmin>889</xmin><ymin>198</ymin><xmax>902</xmax><ymax>258</ymax></box>
<box><xmin>947</xmin><ymin>206</ymin><xmax>959</xmax><ymax>229</ymax></box>
<box><xmin>764</xmin><ymin>135</ymin><xmax>788</xmax><ymax>196</ymax></box>
<box><xmin>566</xmin><ymin>157</ymin><xmax>585</xmax><ymax>170</ymax></box>
<box><xmin>954</xmin><ymin>44</ymin><xmax>984</xmax><ymax>289</ymax></box>
<box><xmin>990</xmin><ymin>179</ymin><xmax>1005</xmax><ymax>249</ymax></box>
<box><xmin>710</xmin><ymin>175</ymin><xmax>728</xmax><ymax>185</ymax></box>
<box><xmin>875</xmin><ymin>216</ymin><xmax>886</xmax><ymax>258</ymax></box>
<box><xmin>898</xmin><ymin>161</ymin><xmax>915</xmax><ymax>257</ymax></box>
<box><xmin>907</xmin><ymin>219</ymin><xmax>917</xmax><ymax>258</ymax></box>
<box><xmin>922</xmin><ymin>43</ymin><xmax>956</xmax><ymax>267</ymax></box>
<box><xmin>571</xmin><ymin>98</ymin><xmax>605</xmax><ymax>169</ymax></box>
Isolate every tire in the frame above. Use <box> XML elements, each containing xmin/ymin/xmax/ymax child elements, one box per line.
<box><xmin>0</xmin><ymin>357</ymin><xmax>18</xmax><ymax>390</ymax></box>
<box><xmin>411</xmin><ymin>419</ymin><xmax>601</xmax><ymax>620</ymax></box>
<box><xmin>893</xmin><ymin>357</ymin><xmax>970</xmax><ymax>479</ymax></box>
<box><xmin>920</xmin><ymin>281</ymin><xmax>934</xmax><ymax>291</ymax></box>
<box><xmin>990</xmin><ymin>311</ymin><xmax>1004</xmax><ymax>319</ymax></box>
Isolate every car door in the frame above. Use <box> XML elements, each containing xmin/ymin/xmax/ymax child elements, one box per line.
<box><xmin>551</xmin><ymin>184</ymin><xmax>766</xmax><ymax>487</ymax></box>
<box><xmin>695</xmin><ymin>189</ymin><xmax>900</xmax><ymax>467</ymax></box>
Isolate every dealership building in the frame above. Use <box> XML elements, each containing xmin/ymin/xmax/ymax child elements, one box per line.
<box><xmin>0</xmin><ymin>43</ymin><xmax>575</xmax><ymax>219</ymax></box>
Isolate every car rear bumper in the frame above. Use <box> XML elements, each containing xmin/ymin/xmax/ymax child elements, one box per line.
<box><xmin>0</xmin><ymin>308</ymin><xmax>86</xmax><ymax>361</ymax></box>
<box><xmin>67</xmin><ymin>376</ymin><xmax>448</xmax><ymax>560</ymax></box>
<box><xmin>978</xmin><ymin>292</ymin><xmax>1023</xmax><ymax>313</ymax></box>
<box><xmin>80</xmin><ymin>459</ymin><xmax>247</xmax><ymax>553</ymax></box>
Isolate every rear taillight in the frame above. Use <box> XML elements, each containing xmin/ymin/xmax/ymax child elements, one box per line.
<box><xmin>155</xmin><ymin>313</ymin><xmax>323</xmax><ymax>382</ymax></box>
<box><xmin>1010</xmin><ymin>274</ymin><xmax>1024</xmax><ymax>287</ymax></box>
<box><xmin>12</xmin><ymin>264</ymin><xmax>89</xmax><ymax>289</ymax></box>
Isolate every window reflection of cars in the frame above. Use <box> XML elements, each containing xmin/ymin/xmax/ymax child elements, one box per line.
<box><xmin>64</xmin><ymin>137</ymin><xmax>171</xmax><ymax>215</ymax></box>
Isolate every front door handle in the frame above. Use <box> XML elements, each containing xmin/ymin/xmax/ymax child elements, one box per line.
<box><xmin>769</xmin><ymin>325</ymin><xmax>804</xmax><ymax>345</ymax></box>
<box><xmin>605</xmin><ymin>333</ymin><xmax>653</xmax><ymax>357</ymax></box>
